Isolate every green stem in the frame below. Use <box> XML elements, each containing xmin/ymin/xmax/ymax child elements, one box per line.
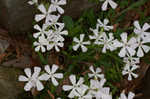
<box><xmin>37</xmin><ymin>52</ymin><xmax>48</xmax><ymax>65</ymax></box>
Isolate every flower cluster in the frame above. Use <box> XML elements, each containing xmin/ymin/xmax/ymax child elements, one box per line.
<box><xmin>17</xmin><ymin>0</ymin><xmax>150</xmax><ymax>99</ymax></box>
<box><xmin>19</xmin><ymin>64</ymin><xmax>63</xmax><ymax>91</ymax></box>
<box><xmin>19</xmin><ymin>65</ymin><xmax>135</xmax><ymax>99</ymax></box>
<box><xmin>62</xmin><ymin>66</ymin><xmax>112</xmax><ymax>99</ymax></box>
<box><xmin>73</xmin><ymin>18</ymin><xmax>150</xmax><ymax>81</ymax></box>
<box><xmin>30</xmin><ymin>0</ymin><xmax>68</xmax><ymax>52</ymax></box>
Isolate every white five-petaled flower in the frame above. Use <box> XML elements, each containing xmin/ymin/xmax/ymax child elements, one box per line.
<box><xmin>100</xmin><ymin>0</ymin><xmax>118</xmax><ymax>11</ymax></box>
<box><xmin>136</xmin><ymin>39</ymin><xmax>150</xmax><ymax>57</ymax></box>
<box><xmin>18</xmin><ymin>67</ymin><xmax>48</xmax><ymax>91</ymax></box>
<box><xmin>119</xmin><ymin>91</ymin><xmax>135</xmax><ymax>99</ymax></box>
<box><xmin>28</xmin><ymin>0</ymin><xmax>38</xmax><ymax>5</ymax></box>
<box><xmin>33</xmin><ymin>35</ymin><xmax>49</xmax><ymax>53</ymax></box>
<box><xmin>113</xmin><ymin>33</ymin><xmax>137</xmax><ymax>57</ymax></box>
<box><xmin>50</xmin><ymin>0</ymin><xmax>67</xmax><ymax>14</ymax></box>
<box><xmin>88</xmin><ymin>66</ymin><xmax>104</xmax><ymax>80</ymax></box>
<box><xmin>96</xmin><ymin>33</ymin><xmax>116</xmax><ymax>53</ymax></box>
<box><xmin>33</xmin><ymin>24</ymin><xmax>48</xmax><ymax>38</ymax></box>
<box><xmin>97</xmin><ymin>19</ymin><xmax>113</xmax><ymax>31</ymax></box>
<box><xmin>122</xmin><ymin>64</ymin><xmax>139</xmax><ymax>81</ymax></box>
<box><xmin>73</xmin><ymin>34</ymin><xmax>91</xmax><ymax>52</ymax></box>
<box><xmin>62</xmin><ymin>75</ymin><xmax>88</xmax><ymax>98</ymax></box>
<box><xmin>89</xmin><ymin>27</ymin><xmax>105</xmax><ymax>44</ymax></box>
<box><xmin>134</xmin><ymin>20</ymin><xmax>150</xmax><ymax>40</ymax></box>
<box><xmin>44</xmin><ymin>24</ymin><xmax>68</xmax><ymax>52</ymax></box>
<box><xmin>35</xmin><ymin>4</ymin><xmax>52</xmax><ymax>22</ymax></box>
<box><xmin>44</xmin><ymin>64</ymin><xmax>63</xmax><ymax>86</ymax></box>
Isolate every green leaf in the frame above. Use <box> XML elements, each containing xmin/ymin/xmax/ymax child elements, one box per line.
<box><xmin>63</xmin><ymin>16</ymin><xmax>74</xmax><ymax>31</ymax></box>
<box><xmin>83</xmin><ymin>9</ymin><xmax>96</xmax><ymax>27</ymax></box>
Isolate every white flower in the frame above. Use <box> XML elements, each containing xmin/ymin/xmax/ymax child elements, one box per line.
<box><xmin>44</xmin><ymin>64</ymin><xmax>63</xmax><ymax>86</ymax></box>
<box><xmin>122</xmin><ymin>64</ymin><xmax>139</xmax><ymax>81</ymax></box>
<box><xmin>100</xmin><ymin>0</ymin><xmax>118</xmax><ymax>11</ymax></box>
<box><xmin>35</xmin><ymin>4</ymin><xmax>52</xmax><ymax>22</ymax></box>
<box><xmin>33</xmin><ymin>24</ymin><xmax>48</xmax><ymax>38</ymax></box>
<box><xmin>50</xmin><ymin>0</ymin><xmax>67</xmax><ymax>14</ymax></box>
<box><xmin>33</xmin><ymin>35</ymin><xmax>49</xmax><ymax>53</ymax></box>
<box><xmin>18</xmin><ymin>67</ymin><xmax>49</xmax><ymax>91</ymax></box>
<box><xmin>97</xmin><ymin>19</ymin><xmax>113</xmax><ymax>31</ymax></box>
<box><xmin>123</xmin><ymin>54</ymin><xmax>140</xmax><ymax>67</ymax></box>
<box><xmin>73</xmin><ymin>34</ymin><xmax>91</xmax><ymax>52</ymax></box>
<box><xmin>28</xmin><ymin>0</ymin><xmax>38</xmax><ymax>5</ymax></box>
<box><xmin>113</xmin><ymin>33</ymin><xmax>137</xmax><ymax>57</ymax></box>
<box><xmin>119</xmin><ymin>91</ymin><xmax>135</xmax><ymax>99</ymax></box>
<box><xmin>89</xmin><ymin>27</ymin><xmax>105</xmax><ymax>44</ymax></box>
<box><xmin>96</xmin><ymin>33</ymin><xmax>116</xmax><ymax>53</ymax></box>
<box><xmin>136</xmin><ymin>39</ymin><xmax>150</xmax><ymax>57</ymax></box>
<box><xmin>76</xmin><ymin>88</ymin><xmax>92</xmax><ymax>99</ymax></box>
<box><xmin>134</xmin><ymin>20</ymin><xmax>150</xmax><ymax>40</ymax></box>
<box><xmin>88</xmin><ymin>66</ymin><xmax>104</xmax><ymax>80</ymax></box>
<box><xmin>47</xmin><ymin>23</ymin><xmax>68</xmax><ymax>42</ymax></box>
<box><xmin>62</xmin><ymin>75</ymin><xmax>88</xmax><ymax>98</ymax></box>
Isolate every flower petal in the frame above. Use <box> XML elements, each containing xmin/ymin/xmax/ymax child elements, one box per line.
<box><xmin>24</xmin><ymin>81</ymin><xmax>33</xmax><ymax>91</ymax></box>
<box><xmin>128</xmin><ymin>92</ymin><xmax>135</xmax><ymax>99</ymax></box>
<box><xmin>119</xmin><ymin>47</ymin><xmax>126</xmax><ymax>57</ymax></box>
<box><xmin>36</xmin><ymin>80</ymin><xmax>44</xmax><ymax>91</ymax></box>
<box><xmin>143</xmin><ymin>23</ymin><xmax>150</xmax><ymax>31</ymax></box>
<box><xmin>45</xmin><ymin>65</ymin><xmax>51</xmax><ymax>74</ymax></box>
<box><xmin>142</xmin><ymin>45</ymin><xmax>150</xmax><ymax>53</ymax></box>
<box><xmin>63</xmin><ymin>85</ymin><xmax>73</xmax><ymax>91</ymax></box>
<box><xmin>39</xmin><ymin>73</ymin><xmax>49</xmax><ymax>81</ymax></box>
<box><xmin>137</xmin><ymin>47</ymin><xmax>144</xmax><ymax>57</ymax></box>
<box><xmin>54</xmin><ymin>73</ymin><xmax>63</xmax><ymax>79</ymax></box>
<box><xmin>52</xmin><ymin>64</ymin><xmax>59</xmax><ymax>73</ymax></box>
<box><xmin>35</xmin><ymin>14</ymin><xmax>45</xmax><ymax>22</ymax></box>
<box><xmin>73</xmin><ymin>44</ymin><xmax>80</xmax><ymax>51</ymax></box>
<box><xmin>102</xmin><ymin>1</ymin><xmax>108</xmax><ymax>11</ymax></box>
<box><xmin>77</xmin><ymin>77</ymin><xmax>84</xmax><ymax>85</ymax></box>
<box><xmin>128</xmin><ymin>74</ymin><xmax>132</xmax><ymax>81</ymax></box>
<box><xmin>80</xmin><ymin>34</ymin><xmax>85</xmax><ymax>42</ymax></box>
<box><xmin>121</xmin><ymin>33</ymin><xmax>127</xmax><ymax>43</ymax></box>
<box><xmin>32</xmin><ymin>67</ymin><xmax>41</xmax><ymax>78</ymax></box>
<box><xmin>81</xmin><ymin>45</ymin><xmax>88</xmax><ymax>52</ymax></box>
<box><xmin>18</xmin><ymin>75</ymin><xmax>29</xmax><ymax>82</ymax></box>
<box><xmin>24</xmin><ymin>68</ymin><xmax>32</xmax><ymax>78</ymax></box>
<box><xmin>38</xmin><ymin>4</ymin><xmax>47</xmax><ymax>14</ymax></box>
<box><xmin>51</xmin><ymin>77</ymin><xmax>59</xmax><ymax>86</ymax></box>
<box><xmin>57</xmin><ymin>6</ymin><xmax>64</xmax><ymax>14</ymax></box>
<box><xmin>108</xmin><ymin>0</ymin><xmax>118</xmax><ymax>9</ymax></box>
<box><xmin>89</xmin><ymin>66</ymin><xmax>95</xmax><ymax>73</ymax></box>
<box><xmin>69</xmin><ymin>75</ymin><xmax>76</xmax><ymax>85</ymax></box>
<box><xmin>134</xmin><ymin>21</ymin><xmax>141</xmax><ymax>30</ymax></box>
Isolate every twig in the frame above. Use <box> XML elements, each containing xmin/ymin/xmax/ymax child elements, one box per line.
<box><xmin>47</xmin><ymin>90</ymin><xmax>55</xmax><ymax>99</ymax></box>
